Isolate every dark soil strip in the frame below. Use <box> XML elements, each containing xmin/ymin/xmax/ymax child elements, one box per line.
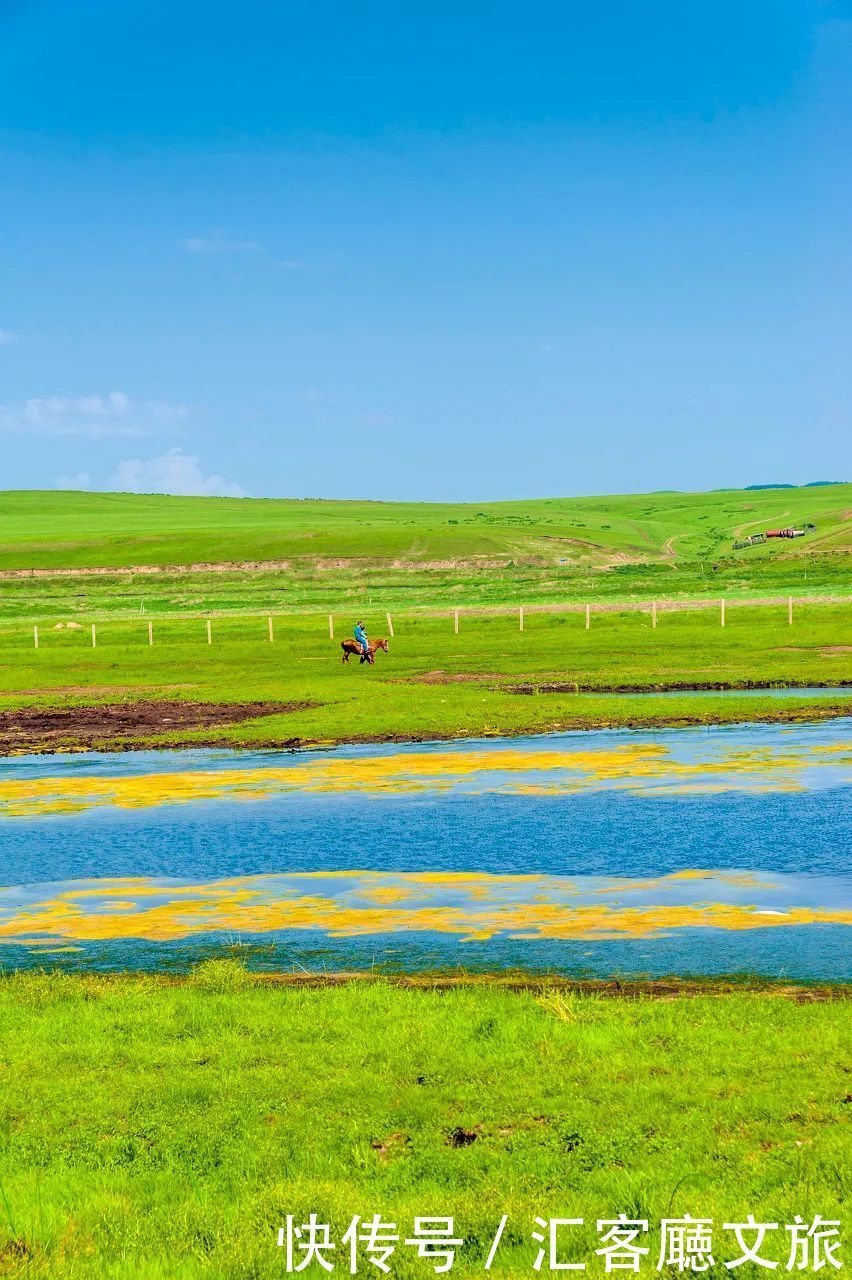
<box><xmin>0</xmin><ymin>700</ymin><xmax>312</xmax><ymax>753</ymax></box>
<box><xmin>58</xmin><ymin>971</ymin><xmax>850</xmax><ymax>1002</ymax></box>
<box><xmin>507</xmin><ymin>679</ymin><xmax>852</xmax><ymax>695</ymax></box>
<box><xmin>257</xmin><ymin>974</ymin><xmax>850</xmax><ymax>1002</ymax></box>
<box><xmin>0</xmin><ymin>700</ymin><xmax>847</xmax><ymax>757</ymax></box>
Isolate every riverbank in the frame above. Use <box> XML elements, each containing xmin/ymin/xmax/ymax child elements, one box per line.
<box><xmin>0</xmin><ymin>693</ymin><xmax>849</xmax><ymax>755</ymax></box>
<box><xmin>0</xmin><ymin>967</ymin><xmax>848</xmax><ymax>1278</ymax></box>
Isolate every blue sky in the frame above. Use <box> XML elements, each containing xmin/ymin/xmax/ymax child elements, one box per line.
<box><xmin>0</xmin><ymin>0</ymin><xmax>848</xmax><ymax>500</ymax></box>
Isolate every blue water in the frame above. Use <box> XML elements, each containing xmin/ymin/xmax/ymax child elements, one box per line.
<box><xmin>3</xmin><ymin>788</ymin><xmax>851</xmax><ymax>886</ymax></box>
<box><xmin>581</xmin><ymin>685</ymin><xmax>851</xmax><ymax>698</ymax></box>
<box><xmin>1</xmin><ymin>720</ymin><xmax>849</xmax><ymax>980</ymax></box>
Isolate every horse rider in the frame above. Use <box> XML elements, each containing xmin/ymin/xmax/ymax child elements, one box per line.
<box><xmin>354</xmin><ymin>620</ymin><xmax>369</xmax><ymax>662</ymax></box>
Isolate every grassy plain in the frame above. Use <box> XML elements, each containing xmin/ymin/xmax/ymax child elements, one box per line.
<box><xmin>1</xmin><ymin>554</ymin><xmax>851</xmax><ymax>623</ymax></box>
<box><xmin>1</xmin><ymin>493</ymin><xmax>848</xmax><ymax>1278</ymax></box>
<box><xmin>0</xmin><ymin>605</ymin><xmax>849</xmax><ymax>750</ymax></box>
<box><xmin>0</xmin><ymin>968</ymin><xmax>848</xmax><ymax>1279</ymax></box>
<box><xmin>0</xmin><ymin>487</ymin><xmax>849</xmax><ymax>609</ymax></box>
<box><xmin>0</xmin><ymin>487</ymin><xmax>848</xmax><ymax>748</ymax></box>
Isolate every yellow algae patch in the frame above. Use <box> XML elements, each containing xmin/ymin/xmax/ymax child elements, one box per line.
<box><xmin>589</xmin><ymin>871</ymin><xmax>774</xmax><ymax>894</ymax></box>
<box><xmin>0</xmin><ymin>870</ymin><xmax>848</xmax><ymax>946</ymax></box>
<box><xmin>667</xmin><ymin>869</ymin><xmax>771</xmax><ymax>887</ymax></box>
<box><xmin>812</xmin><ymin>744</ymin><xmax>852</xmax><ymax>758</ymax></box>
<box><xmin>1</xmin><ymin>739</ymin><xmax>848</xmax><ymax>817</ymax></box>
<box><xmin>358</xmin><ymin>886</ymin><xmax>412</xmax><ymax>905</ymax></box>
<box><xmin>0</xmin><ymin>896</ymin><xmax>846</xmax><ymax>944</ymax></box>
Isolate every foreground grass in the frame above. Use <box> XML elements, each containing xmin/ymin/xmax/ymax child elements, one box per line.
<box><xmin>0</xmin><ymin>969</ymin><xmax>848</xmax><ymax>1277</ymax></box>
<box><xmin>0</xmin><ymin>606</ymin><xmax>849</xmax><ymax>750</ymax></box>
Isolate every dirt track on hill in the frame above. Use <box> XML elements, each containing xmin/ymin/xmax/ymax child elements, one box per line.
<box><xmin>0</xmin><ymin>553</ymin><xmax>846</xmax><ymax>581</ymax></box>
<box><xmin>0</xmin><ymin>558</ymin><xmax>516</xmax><ymax>578</ymax></box>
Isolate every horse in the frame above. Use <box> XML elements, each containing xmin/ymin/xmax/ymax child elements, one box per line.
<box><xmin>341</xmin><ymin>637</ymin><xmax>389</xmax><ymax>666</ymax></box>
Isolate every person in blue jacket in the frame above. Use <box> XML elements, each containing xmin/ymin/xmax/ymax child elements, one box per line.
<box><xmin>354</xmin><ymin>620</ymin><xmax>369</xmax><ymax>661</ymax></box>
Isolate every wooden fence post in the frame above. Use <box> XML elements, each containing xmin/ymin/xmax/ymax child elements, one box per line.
<box><xmin>91</xmin><ymin>623</ymin><xmax>97</xmax><ymax>648</ymax></box>
<box><xmin>788</xmin><ymin>596</ymin><xmax>793</xmax><ymax>625</ymax></box>
<box><xmin>386</xmin><ymin>612</ymin><xmax>394</xmax><ymax>638</ymax></box>
<box><xmin>720</xmin><ymin>599</ymin><xmax>726</xmax><ymax>628</ymax></box>
<box><xmin>454</xmin><ymin>609</ymin><xmax>459</xmax><ymax>635</ymax></box>
<box><xmin>328</xmin><ymin>614</ymin><xmax>334</xmax><ymax>640</ymax></box>
<box><xmin>33</xmin><ymin>624</ymin><xmax>39</xmax><ymax>649</ymax></box>
<box><xmin>651</xmin><ymin>601</ymin><xmax>657</xmax><ymax>629</ymax></box>
<box><xmin>585</xmin><ymin>604</ymin><xmax>591</xmax><ymax>631</ymax></box>
<box><xmin>519</xmin><ymin>606</ymin><xmax>524</xmax><ymax>631</ymax></box>
<box><xmin>268</xmin><ymin>615</ymin><xmax>274</xmax><ymax>643</ymax></box>
<box><xmin>206</xmin><ymin>619</ymin><xmax>212</xmax><ymax>645</ymax></box>
<box><xmin>148</xmin><ymin>620</ymin><xmax>153</xmax><ymax>646</ymax></box>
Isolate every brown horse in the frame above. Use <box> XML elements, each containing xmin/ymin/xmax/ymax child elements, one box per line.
<box><xmin>341</xmin><ymin>637</ymin><xmax>389</xmax><ymax>665</ymax></box>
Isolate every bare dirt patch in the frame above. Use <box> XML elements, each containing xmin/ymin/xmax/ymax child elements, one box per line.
<box><xmin>0</xmin><ymin>700</ymin><xmax>310</xmax><ymax>754</ymax></box>
<box><xmin>407</xmin><ymin>669</ymin><xmax>502</xmax><ymax>685</ymax></box>
<box><xmin>370</xmin><ymin>1132</ymin><xmax>411</xmax><ymax>1161</ymax></box>
<box><xmin>446</xmin><ymin>1126</ymin><xmax>479</xmax><ymax>1148</ymax></box>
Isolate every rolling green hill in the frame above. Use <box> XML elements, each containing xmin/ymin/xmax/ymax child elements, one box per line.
<box><xmin>0</xmin><ymin>488</ymin><xmax>848</xmax><ymax>746</ymax></box>
<box><xmin>0</xmin><ymin>484</ymin><xmax>848</xmax><ymax>572</ymax></box>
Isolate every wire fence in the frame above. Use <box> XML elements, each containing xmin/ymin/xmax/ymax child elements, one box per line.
<box><xmin>8</xmin><ymin>594</ymin><xmax>850</xmax><ymax>652</ymax></box>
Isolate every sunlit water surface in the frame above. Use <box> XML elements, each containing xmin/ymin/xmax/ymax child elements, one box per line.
<box><xmin>0</xmin><ymin>720</ymin><xmax>849</xmax><ymax>979</ymax></box>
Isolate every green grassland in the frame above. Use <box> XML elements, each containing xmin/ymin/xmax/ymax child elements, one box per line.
<box><xmin>0</xmin><ymin>605</ymin><xmax>849</xmax><ymax>750</ymax></box>
<box><xmin>0</xmin><ymin>487</ymin><xmax>848</xmax><ymax>609</ymax></box>
<box><xmin>1</xmin><ymin>494</ymin><xmax>848</xmax><ymax>1279</ymax></box>
<box><xmin>0</xmin><ymin>969</ymin><xmax>847</xmax><ymax>1279</ymax></box>
<box><xmin>0</xmin><ymin>488</ymin><xmax>848</xmax><ymax>748</ymax></box>
<box><xmin>1</xmin><ymin>551</ymin><xmax>851</xmax><ymax>624</ymax></box>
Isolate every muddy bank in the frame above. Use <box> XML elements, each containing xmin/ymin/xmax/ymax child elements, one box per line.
<box><xmin>232</xmin><ymin>973</ymin><xmax>852</xmax><ymax>1002</ymax></box>
<box><xmin>0</xmin><ymin>697</ymin><xmax>847</xmax><ymax>757</ymax></box>
<box><xmin>0</xmin><ymin>700</ymin><xmax>312</xmax><ymax>754</ymax></box>
<box><xmin>15</xmin><ymin>968</ymin><xmax>846</xmax><ymax>1001</ymax></box>
<box><xmin>404</xmin><ymin>670</ymin><xmax>851</xmax><ymax>694</ymax></box>
<box><xmin>506</xmin><ymin>678</ymin><xmax>852</xmax><ymax>695</ymax></box>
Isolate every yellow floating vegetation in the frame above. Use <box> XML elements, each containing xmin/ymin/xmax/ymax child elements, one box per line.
<box><xmin>0</xmin><ymin>869</ymin><xmax>848</xmax><ymax>946</ymax></box>
<box><xmin>0</xmin><ymin>739</ymin><xmax>846</xmax><ymax>817</ymax></box>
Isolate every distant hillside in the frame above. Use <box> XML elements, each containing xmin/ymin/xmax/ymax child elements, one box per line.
<box><xmin>746</xmin><ymin>481</ymin><xmax>846</xmax><ymax>490</ymax></box>
<box><xmin>0</xmin><ymin>485</ymin><xmax>848</xmax><ymax>574</ymax></box>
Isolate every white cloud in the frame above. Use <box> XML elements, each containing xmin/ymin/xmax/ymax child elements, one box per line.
<box><xmin>0</xmin><ymin>330</ymin><xmax>16</xmax><ymax>345</ymax></box>
<box><xmin>109</xmin><ymin>448</ymin><xmax>246</xmax><ymax>498</ymax></box>
<box><xmin>145</xmin><ymin>399</ymin><xmax>190</xmax><ymax>423</ymax></box>
<box><xmin>182</xmin><ymin>230</ymin><xmax>261</xmax><ymax>254</ymax></box>
<box><xmin>0</xmin><ymin>391</ymin><xmax>188</xmax><ymax>439</ymax></box>
<box><xmin>54</xmin><ymin>472</ymin><xmax>92</xmax><ymax>490</ymax></box>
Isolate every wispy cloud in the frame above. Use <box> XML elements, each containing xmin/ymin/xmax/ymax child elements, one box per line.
<box><xmin>182</xmin><ymin>230</ymin><xmax>261</xmax><ymax>254</ymax></box>
<box><xmin>109</xmin><ymin>448</ymin><xmax>246</xmax><ymax>498</ymax></box>
<box><xmin>0</xmin><ymin>329</ymin><xmax>16</xmax><ymax>345</ymax></box>
<box><xmin>0</xmin><ymin>392</ymin><xmax>188</xmax><ymax>439</ymax></box>
<box><xmin>54</xmin><ymin>471</ymin><xmax>92</xmax><ymax>490</ymax></box>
